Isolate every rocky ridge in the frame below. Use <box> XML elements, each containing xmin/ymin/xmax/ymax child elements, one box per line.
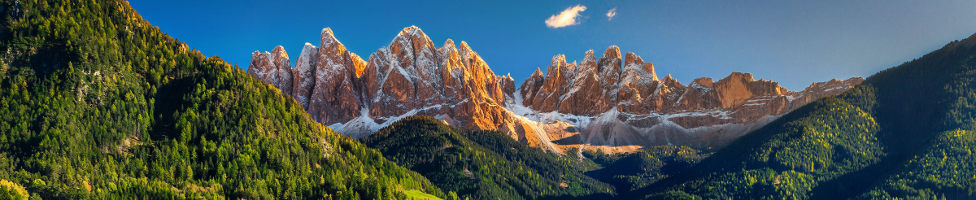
<box><xmin>249</xmin><ymin>26</ymin><xmax>541</xmax><ymax>146</ymax></box>
<box><xmin>248</xmin><ymin>26</ymin><xmax>863</xmax><ymax>153</ymax></box>
<box><xmin>514</xmin><ymin>46</ymin><xmax>863</xmax><ymax>152</ymax></box>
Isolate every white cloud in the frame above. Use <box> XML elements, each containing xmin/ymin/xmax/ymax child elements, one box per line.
<box><xmin>606</xmin><ymin>8</ymin><xmax>617</xmax><ymax>21</ymax></box>
<box><xmin>545</xmin><ymin>5</ymin><xmax>587</xmax><ymax>28</ymax></box>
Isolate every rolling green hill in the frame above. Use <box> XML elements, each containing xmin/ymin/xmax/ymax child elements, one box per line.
<box><xmin>631</xmin><ymin>33</ymin><xmax>976</xmax><ymax>199</ymax></box>
<box><xmin>0</xmin><ymin>0</ymin><xmax>442</xmax><ymax>199</ymax></box>
<box><xmin>363</xmin><ymin>116</ymin><xmax>614</xmax><ymax>200</ymax></box>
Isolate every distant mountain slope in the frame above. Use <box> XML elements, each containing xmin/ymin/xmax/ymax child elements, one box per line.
<box><xmin>633</xmin><ymin>33</ymin><xmax>976</xmax><ymax>199</ymax></box>
<box><xmin>0</xmin><ymin>0</ymin><xmax>441</xmax><ymax>199</ymax></box>
<box><xmin>363</xmin><ymin>116</ymin><xmax>613</xmax><ymax>200</ymax></box>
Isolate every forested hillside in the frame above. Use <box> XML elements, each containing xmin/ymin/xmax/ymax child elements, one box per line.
<box><xmin>0</xmin><ymin>0</ymin><xmax>443</xmax><ymax>199</ymax></box>
<box><xmin>631</xmin><ymin>33</ymin><xmax>976</xmax><ymax>199</ymax></box>
<box><xmin>364</xmin><ymin>116</ymin><xmax>614</xmax><ymax>200</ymax></box>
<box><xmin>583</xmin><ymin>146</ymin><xmax>709</xmax><ymax>193</ymax></box>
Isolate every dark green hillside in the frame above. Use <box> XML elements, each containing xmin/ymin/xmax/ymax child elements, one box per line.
<box><xmin>583</xmin><ymin>146</ymin><xmax>709</xmax><ymax>193</ymax></box>
<box><xmin>634</xmin><ymin>33</ymin><xmax>976</xmax><ymax>199</ymax></box>
<box><xmin>0</xmin><ymin>0</ymin><xmax>441</xmax><ymax>199</ymax></box>
<box><xmin>363</xmin><ymin>116</ymin><xmax>613</xmax><ymax>200</ymax></box>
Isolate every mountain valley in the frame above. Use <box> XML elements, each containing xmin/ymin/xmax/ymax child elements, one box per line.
<box><xmin>1</xmin><ymin>0</ymin><xmax>975</xmax><ymax>199</ymax></box>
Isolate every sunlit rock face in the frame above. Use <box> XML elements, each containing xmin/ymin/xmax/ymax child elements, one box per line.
<box><xmin>248</xmin><ymin>26</ymin><xmax>532</xmax><ymax>142</ymax></box>
<box><xmin>248</xmin><ymin>46</ymin><xmax>293</xmax><ymax>96</ymax></box>
<box><xmin>248</xmin><ymin>26</ymin><xmax>863</xmax><ymax>153</ymax></box>
<box><xmin>514</xmin><ymin>47</ymin><xmax>862</xmax><ymax>152</ymax></box>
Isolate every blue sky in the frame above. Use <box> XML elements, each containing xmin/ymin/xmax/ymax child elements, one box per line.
<box><xmin>129</xmin><ymin>0</ymin><xmax>976</xmax><ymax>90</ymax></box>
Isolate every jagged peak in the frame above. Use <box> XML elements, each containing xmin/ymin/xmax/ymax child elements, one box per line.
<box><xmin>298</xmin><ymin>43</ymin><xmax>319</xmax><ymax>61</ymax></box>
<box><xmin>602</xmin><ymin>45</ymin><xmax>622</xmax><ymax>60</ymax></box>
<box><xmin>532</xmin><ymin>67</ymin><xmax>544</xmax><ymax>78</ymax></box>
<box><xmin>320</xmin><ymin>27</ymin><xmax>346</xmax><ymax>52</ymax></box>
<box><xmin>503</xmin><ymin>73</ymin><xmax>514</xmax><ymax>81</ymax></box>
<box><xmin>458</xmin><ymin>41</ymin><xmax>473</xmax><ymax>53</ymax></box>
<box><xmin>394</xmin><ymin>25</ymin><xmax>434</xmax><ymax>47</ymax></box>
<box><xmin>624</xmin><ymin>52</ymin><xmax>642</xmax><ymax>65</ymax></box>
<box><xmin>295</xmin><ymin>43</ymin><xmax>318</xmax><ymax>70</ymax></box>
<box><xmin>437</xmin><ymin>39</ymin><xmax>459</xmax><ymax>59</ymax></box>
<box><xmin>574</xmin><ymin>50</ymin><xmax>599</xmax><ymax>77</ymax></box>
<box><xmin>272</xmin><ymin>45</ymin><xmax>288</xmax><ymax>59</ymax></box>
<box><xmin>248</xmin><ymin>51</ymin><xmax>264</xmax><ymax>72</ymax></box>
<box><xmin>646</xmin><ymin>63</ymin><xmax>658</xmax><ymax>81</ymax></box>
<box><xmin>321</xmin><ymin>27</ymin><xmax>335</xmax><ymax>37</ymax></box>
<box><xmin>456</xmin><ymin>41</ymin><xmax>487</xmax><ymax>67</ymax></box>
<box><xmin>583</xmin><ymin>49</ymin><xmax>596</xmax><ymax>63</ymax></box>
<box><xmin>663</xmin><ymin>74</ymin><xmax>677</xmax><ymax>82</ymax></box>
<box><xmin>442</xmin><ymin>39</ymin><xmax>457</xmax><ymax>50</ymax></box>
<box><xmin>261</xmin><ymin>51</ymin><xmax>274</xmax><ymax>63</ymax></box>
<box><xmin>551</xmin><ymin>54</ymin><xmax>568</xmax><ymax>67</ymax></box>
<box><xmin>721</xmin><ymin>72</ymin><xmax>755</xmax><ymax>82</ymax></box>
<box><xmin>398</xmin><ymin>25</ymin><xmax>424</xmax><ymax>37</ymax></box>
<box><xmin>692</xmin><ymin>77</ymin><xmax>714</xmax><ymax>88</ymax></box>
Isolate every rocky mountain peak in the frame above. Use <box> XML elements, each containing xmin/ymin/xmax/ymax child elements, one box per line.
<box><xmin>398</xmin><ymin>25</ymin><xmax>424</xmax><ymax>37</ymax></box>
<box><xmin>724</xmin><ymin>72</ymin><xmax>755</xmax><ymax>82</ymax></box>
<box><xmin>271</xmin><ymin>46</ymin><xmax>293</xmax><ymax>95</ymax></box>
<box><xmin>247</xmin><ymin>46</ymin><xmax>293</xmax><ymax>96</ymax></box>
<box><xmin>292</xmin><ymin>43</ymin><xmax>319</xmax><ymax>108</ymax></box>
<box><xmin>532</xmin><ymin>67</ymin><xmax>544</xmax><ymax>77</ymax></box>
<box><xmin>320</xmin><ymin>27</ymin><xmax>347</xmax><ymax>55</ymax></box>
<box><xmin>393</xmin><ymin>25</ymin><xmax>436</xmax><ymax>55</ymax></box>
<box><xmin>660</xmin><ymin>74</ymin><xmax>680</xmax><ymax>86</ymax></box>
<box><xmin>624</xmin><ymin>52</ymin><xmax>641</xmax><ymax>65</ymax></box>
<box><xmin>249</xmin><ymin>28</ymin><xmax>864</xmax><ymax>154</ymax></box>
<box><xmin>245</xmin><ymin>26</ymin><xmax>522</xmax><ymax>139</ymax></box>
<box><xmin>582</xmin><ymin>49</ymin><xmax>597</xmax><ymax>64</ymax></box>
<box><xmin>620</xmin><ymin>52</ymin><xmax>657</xmax><ymax>82</ymax></box>
<box><xmin>551</xmin><ymin>54</ymin><xmax>568</xmax><ymax>68</ymax></box>
<box><xmin>272</xmin><ymin>45</ymin><xmax>289</xmax><ymax>60</ymax></box>
<box><xmin>442</xmin><ymin>39</ymin><xmax>457</xmax><ymax>52</ymax></box>
<box><xmin>577</xmin><ymin>49</ymin><xmax>599</xmax><ymax>75</ymax></box>
<box><xmin>597</xmin><ymin>48</ymin><xmax>623</xmax><ymax>91</ymax></box>
<box><xmin>247</xmin><ymin>51</ymin><xmax>268</xmax><ymax>74</ymax></box>
<box><xmin>692</xmin><ymin>77</ymin><xmax>714</xmax><ymax>88</ymax></box>
<box><xmin>602</xmin><ymin>45</ymin><xmax>622</xmax><ymax>60</ymax></box>
<box><xmin>458</xmin><ymin>41</ymin><xmax>475</xmax><ymax>57</ymax></box>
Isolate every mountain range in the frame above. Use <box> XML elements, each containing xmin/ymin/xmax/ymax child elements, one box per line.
<box><xmin>2</xmin><ymin>0</ymin><xmax>975</xmax><ymax>199</ymax></box>
<box><xmin>248</xmin><ymin>26</ymin><xmax>863</xmax><ymax>153</ymax></box>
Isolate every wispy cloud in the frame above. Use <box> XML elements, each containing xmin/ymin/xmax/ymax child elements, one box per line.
<box><xmin>545</xmin><ymin>5</ymin><xmax>587</xmax><ymax>28</ymax></box>
<box><xmin>606</xmin><ymin>8</ymin><xmax>617</xmax><ymax>21</ymax></box>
